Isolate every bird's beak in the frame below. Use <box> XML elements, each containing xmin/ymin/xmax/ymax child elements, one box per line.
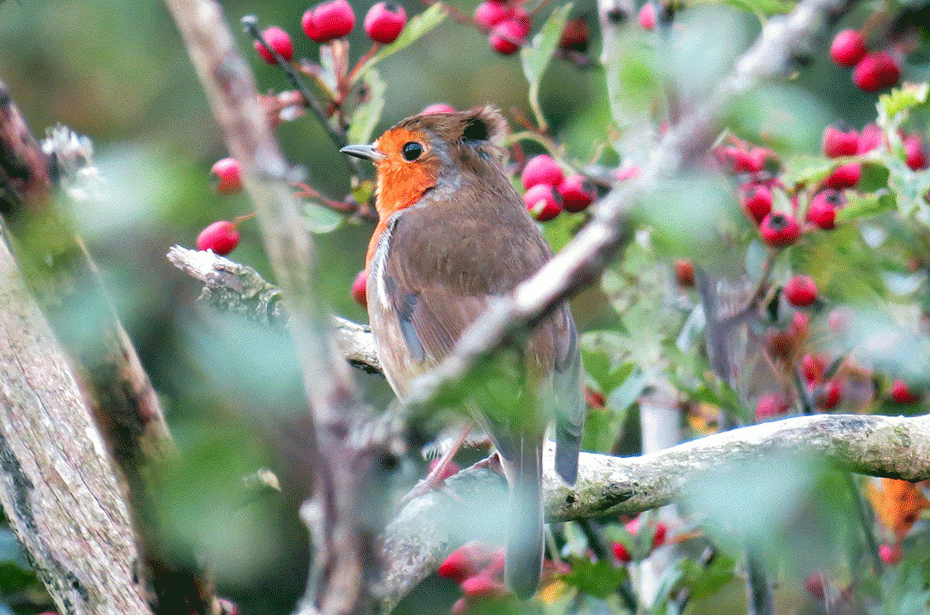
<box><xmin>340</xmin><ymin>144</ymin><xmax>386</xmax><ymax>161</ymax></box>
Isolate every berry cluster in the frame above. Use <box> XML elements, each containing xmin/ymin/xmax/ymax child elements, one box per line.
<box><xmin>829</xmin><ymin>29</ymin><xmax>901</xmax><ymax>92</ymax></box>
<box><xmin>438</xmin><ymin>542</ymin><xmax>510</xmax><ymax>613</ymax></box>
<box><xmin>610</xmin><ymin>517</ymin><xmax>669</xmax><ymax>562</ymax></box>
<box><xmin>197</xmin><ymin>158</ymin><xmax>246</xmax><ymax>255</ymax></box>
<box><xmin>473</xmin><ymin>0</ymin><xmax>532</xmax><ymax>55</ymax></box>
<box><xmin>520</xmin><ymin>154</ymin><xmax>596</xmax><ymax>221</ymax></box>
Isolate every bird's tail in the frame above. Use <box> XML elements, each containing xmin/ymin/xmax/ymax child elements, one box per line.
<box><xmin>505</xmin><ymin>437</ymin><xmax>544</xmax><ymax>600</ymax></box>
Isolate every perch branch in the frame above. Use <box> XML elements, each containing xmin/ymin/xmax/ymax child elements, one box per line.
<box><xmin>376</xmin><ymin>412</ymin><xmax>930</xmax><ymax>608</ymax></box>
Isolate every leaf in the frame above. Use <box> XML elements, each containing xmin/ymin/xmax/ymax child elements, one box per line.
<box><xmin>348</xmin><ymin>68</ymin><xmax>385</xmax><ymax>145</ymax></box>
<box><xmin>352</xmin><ymin>4</ymin><xmax>448</xmax><ymax>84</ymax></box>
<box><xmin>719</xmin><ymin>0</ymin><xmax>794</xmax><ymax>15</ymax></box>
<box><xmin>836</xmin><ymin>190</ymin><xmax>896</xmax><ymax>222</ymax></box>
<box><xmin>519</xmin><ymin>3</ymin><xmax>572</xmax><ymax>130</ymax></box>
<box><xmin>781</xmin><ymin>154</ymin><xmax>836</xmax><ymax>187</ymax></box>
<box><xmin>318</xmin><ymin>44</ymin><xmax>340</xmax><ymax>94</ymax></box>
<box><xmin>879</xmin><ymin>82</ymin><xmax>930</xmax><ymax>122</ymax></box>
<box><xmin>304</xmin><ymin>202</ymin><xmax>344</xmax><ymax>233</ymax></box>
<box><xmin>677</xmin><ymin>553</ymin><xmax>736</xmax><ymax>600</ymax></box>
<box><xmin>605</xmin><ymin>366</ymin><xmax>649</xmax><ymax>413</ymax></box>
<box><xmin>561</xmin><ymin>557</ymin><xmax>627</xmax><ymax>598</ymax></box>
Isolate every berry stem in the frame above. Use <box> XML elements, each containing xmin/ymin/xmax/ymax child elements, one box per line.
<box><xmin>347</xmin><ymin>42</ymin><xmax>382</xmax><ymax>86</ymax></box>
<box><xmin>241</xmin><ymin>16</ymin><xmax>368</xmax><ymax>180</ymax></box>
<box><xmin>844</xmin><ymin>472</ymin><xmax>883</xmax><ymax>576</ymax></box>
<box><xmin>292</xmin><ymin>182</ymin><xmax>379</xmax><ymax>221</ymax></box>
<box><xmin>231</xmin><ymin>211</ymin><xmax>258</xmax><ymax>227</ymax></box>
<box><xmin>792</xmin><ymin>365</ymin><xmax>814</xmax><ymax>415</ymax></box>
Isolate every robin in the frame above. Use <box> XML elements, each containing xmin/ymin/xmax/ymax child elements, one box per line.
<box><xmin>341</xmin><ymin>106</ymin><xmax>585</xmax><ymax>599</ymax></box>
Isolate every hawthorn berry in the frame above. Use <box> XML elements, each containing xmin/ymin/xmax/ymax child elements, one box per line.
<box><xmin>210</xmin><ymin>157</ymin><xmax>243</xmax><ymax>194</ymax></box>
<box><xmin>879</xmin><ymin>543</ymin><xmax>902</xmax><ymax>565</ymax></box>
<box><xmin>474</xmin><ymin>0</ymin><xmax>513</xmax><ymax>29</ymax></box>
<box><xmin>674</xmin><ymin>259</ymin><xmax>695</xmax><ymax>287</ymax></box>
<box><xmin>852</xmin><ymin>52</ymin><xmax>900</xmax><ymax>92</ymax></box>
<box><xmin>524</xmin><ymin>184</ymin><xmax>562</xmax><ymax>221</ymax></box>
<box><xmin>558</xmin><ymin>174</ymin><xmax>596</xmax><ymax>212</ymax></box>
<box><xmin>450</xmin><ymin>598</ymin><xmax>469</xmax><ymax>615</ymax></box>
<box><xmin>352</xmin><ymin>269</ymin><xmax>367</xmax><ymax>307</ymax></box>
<box><xmin>792</xmin><ymin>311</ymin><xmax>809</xmax><ymax>337</ymax></box>
<box><xmin>816</xmin><ymin>379</ymin><xmax>842</xmax><ymax>410</ymax></box>
<box><xmin>829</xmin><ymin>29</ymin><xmax>867</xmax><ymax>67</ymax></box>
<box><xmin>255</xmin><ymin>26</ymin><xmax>294</xmax><ymax>64</ymax></box>
<box><xmin>421</xmin><ymin>103</ymin><xmax>456</xmax><ymax>114</ymax></box>
<box><xmin>364</xmin><ymin>2</ymin><xmax>407</xmax><ymax>44</ymax></box>
<box><xmin>784</xmin><ymin>275</ymin><xmax>818</xmax><ymax>307</ymax></box>
<box><xmin>558</xmin><ymin>16</ymin><xmax>589</xmax><ymax>53</ymax></box>
<box><xmin>802</xmin><ymin>354</ymin><xmax>826</xmax><ymax>383</ymax></box>
<box><xmin>302</xmin><ymin>0</ymin><xmax>355</xmax><ymax>43</ymax></box>
<box><xmin>805</xmin><ymin>573</ymin><xmax>826</xmax><ymax>600</ymax></box>
<box><xmin>719</xmin><ymin>145</ymin><xmax>767</xmax><ymax>174</ymax></box>
<box><xmin>755</xmin><ymin>393</ymin><xmax>788</xmax><ymax>420</ymax></box>
<box><xmin>510</xmin><ymin>6</ymin><xmax>532</xmax><ymax>34</ymax></box>
<box><xmin>638</xmin><ymin>3</ymin><xmax>656</xmax><ymax>30</ymax></box>
<box><xmin>460</xmin><ymin>574</ymin><xmax>504</xmax><ymax>597</ymax></box>
<box><xmin>822</xmin><ymin>125</ymin><xmax>859</xmax><ymax>158</ymax></box>
<box><xmin>196</xmin><ymin>220</ymin><xmax>240</xmax><ymax>255</ymax></box>
<box><xmin>807</xmin><ymin>189</ymin><xmax>844</xmax><ymax>230</ymax></box>
<box><xmin>616</xmin><ymin>164</ymin><xmax>641</xmax><ymax>181</ymax></box>
<box><xmin>521</xmin><ymin>155</ymin><xmax>564</xmax><ymax>189</ymax></box>
<box><xmin>857</xmin><ymin>123</ymin><xmax>883</xmax><ymax>153</ymax></box>
<box><xmin>612</xmin><ymin>541</ymin><xmax>632</xmax><ymax>562</ymax></box>
<box><xmin>903</xmin><ymin>134</ymin><xmax>928</xmax><ymax>170</ymax></box>
<box><xmin>439</xmin><ymin>543</ymin><xmax>489</xmax><ymax>582</ymax></box>
<box><xmin>489</xmin><ymin>18</ymin><xmax>526</xmax><ymax>54</ymax></box>
<box><xmin>825</xmin><ymin>162</ymin><xmax>860</xmax><ymax>190</ymax></box>
<box><xmin>652</xmin><ymin>522</ymin><xmax>668</xmax><ymax>548</ymax></box>
<box><xmin>890</xmin><ymin>379</ymin><xmax>921</xmax><ymax>404</ymax></box>
<box><xmin>739</xmin><ymin>183</ymin><xmax>773</xmax><ymax>224</ymax></box>
<box><xmin>759</xmin><ymin>212</ymin><xmax>801</xmax><ymax>247</ymax></box>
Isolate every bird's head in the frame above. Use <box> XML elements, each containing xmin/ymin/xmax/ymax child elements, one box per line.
<box><xmin>341</xmin><ymin>105</ymin><xmax>509</xmax><ymax>218</ymax></box>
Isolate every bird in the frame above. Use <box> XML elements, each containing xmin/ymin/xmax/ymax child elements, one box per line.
<box><xmin>340</xmin><ymin>105</ymin><xmax>585</xmax><ymax>599</ymax></box>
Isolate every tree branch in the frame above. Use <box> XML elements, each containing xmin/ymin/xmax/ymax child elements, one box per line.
<box><xmin>377</xmin><ymin>412</ymin><xmax>930</xmax><ymax>608</ymax></box>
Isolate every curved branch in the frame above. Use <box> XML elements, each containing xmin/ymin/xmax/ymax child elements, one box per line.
<box><xmin>377</xmin><ymin>412</ymin><xmax>930</xmax><ymax>608</ymax></box>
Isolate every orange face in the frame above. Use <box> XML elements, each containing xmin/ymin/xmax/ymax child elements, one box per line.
<box><xmin>365</xmin><ymin>126</ymin><xmax>440</xmax><ymax>268</ymax></box>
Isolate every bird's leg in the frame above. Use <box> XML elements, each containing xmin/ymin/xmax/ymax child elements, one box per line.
<box><xmin>400</xmin><ymin>422</ymin><xmax>473</xmax><ymax>505</ymax></box>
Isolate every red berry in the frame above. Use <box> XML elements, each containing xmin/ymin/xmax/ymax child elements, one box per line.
<box><xmin>807</xmin><ymin>189</ymin><xmax>844</xmax><ymax>230</ymax></box>
<box><xmin>510</xmin><ymin>6</ymin><xmax>532</xmax><ymax>34</ymax></box>
<box><xmin>521</xmin><ymin>155</ymin><xmax>564</xmax><ymax>189</ymax></box>
<box><xmin>852</xmin><ymin>52</ymin><xmax>900</xmax><ymax>92</ymax></box>
<box><xmin>352</xmin><ymin>269</ymin><xmax>367</xmax><ymax>307</ymax></box>
<box><xmin>638</xmin><ymin>4</ymin><xmax>656</xmax><ymax>30</ymax></box>
<box><xmin>829</xmin><ymin>29</ymin><xmax>867</xmax><ymax>67</ymax></box>
<box><xmin>439</xmin><ymin>543</ymin><xmax>488</xmax><ymax>582</ymax></box>
<box><xmin>857</xmin><ymin>123</ymin><xmax>883</xmax><ymax>153</ymax></box>
<box><xmin>255</xmin><ymin>27</ymin><xmax>294</xmax><ymax>64</ymax></box>
<box><xmin>428</xmin><ymin>458</ymin><xmax>461</xmax><ymax>481</ymax></box>
<box><xmin>802</xmin><ymin>354</ymin><xmax>826</xmax><ymax>383</ymax></box>
<box><xmin>524</xmin><ymin>184</ymin><xmax>562</xmax><ymax>221</ymax></box>
<box><xmin>785</xmin><ymin>275</ymin><xmax>818</xmax><ymax>307</ymax></box>
<box><xmin>558</xmin><ymin>16</ymin><xmax>589</xmax><ymax>53</ymax></box>
<box><xmin>674</xmin><ymin>259</ymin><xmax>695</xmax><ymax>287</ymax></box>
<box><xmin>557</xmin><ymin>174</ymin><xmax>596</xmax><ymax>212</ymax></box>
<box><xmin>825</xmin><ymin>162</ymin><xmax>860</xmax><ymax>190</ymax></box>
<box><xmin>488</xmin><ymin>19</ymin><xmax>526</xmax><ymax>54</ymax></box>
<box><xmin>879</xmin><ymin>543</ymin><xmax>902</xmax><ymax>565</ymax></box>
<box><xmin>210</xmin><ymin>157</ymin><xmax>243</xmax><ymax>194</ymax></box>
<box><xmin>755</xmin><ymin>393</ymin><xmax>788</xmax><ymax>420</ymax></box>
<box><xmin>805</xmin><ymin>573</ymin><xmax>826</xmax><ymax>600</ymax></box>
<box><xmin>822</xmin><ymin>125</ymin><xmax>859</xmax><ymax>158</ymax></box>
<box><xmin>460</xmin><ymin>574</ymin><xmax>504</xmax><ymax>597</ymax></box>
<box><xmin>364</xmin><ymin>2</ymin><xmax>406</xmax><ymax>44</ymax></box>
<box><xmin>816</xmin><ymin>379</ymin><xmax>842</xmax><ymax>410</ymax></box>
<box><xmin>759</xmin><ymin>212</ymin><xmax>801</xmax><ymax>247</ymax></box>
<box><xmin>474</xmin><ymin>1</ymin><xmax>514</xmax><ymax>29</ymax></box>
<box><xmin>303</xmin><ymin>0</ymin><xmax>355</xmax><ymax>43</ymax></box>
<box><xmin>196</xmin><ymin>220</ymin><xmax>240</xmax><ymax>255</ymax></box>
<box><xmin>739</xmin><ymin>183</ymin><xmax>773</xmax><ymax>224</ymax></box>
<box><xmin>450</xmin><ymin>598</ymin><xmax>469</xmax><ymax>615</ymax></box>
<box><xmin>903</xmin><ymin>134</ymin><xmax>928</xmax><ymax>170</ymax></box>
<box><xmin>652</xmin><ymin>522</ymin><xmax>668</xmax><ymax>548</ymax></box>
<box><xmin>421</xmin><ymin>103</ymin><xmax>456</xmax><ymax>114</ymax></box>
<box><xmin>890</xmin><ymin>380</ymin><xmax>921</xmax><ymax>404</ymax></box>
<box><xmin>612</xmin><ymin>541</ymin><xmax>632</xmax><ymax>563</ymax></box>
<box><xmin>792</xmin><ymin>311</ymin><xmax>809</xmax><ymax>337</ymax></box>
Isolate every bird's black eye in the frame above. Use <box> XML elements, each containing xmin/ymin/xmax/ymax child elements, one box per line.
<box><xmin>402</xmin><ymin>141</ymin><xmax>423</xmax><ymax>161</ymax></box>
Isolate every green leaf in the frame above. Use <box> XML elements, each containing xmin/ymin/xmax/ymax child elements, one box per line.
<box><xmin>677</xmin><ymin>553</ymin><xmax>736</xmax><ymax>600</ymax></box>
<box><xmin>719</xmin><ymin>0</ymin><xmax>794</xmax><ymax>16</ymax></box>
<box><xmin>304</xmin><ymin>202</ymin><xmax>345</xmax><ymax>233</ymax></box>
<box><xmin>352</xmin><ymin>4</ymin><xmax>448</xmax><ymax>84</ymax></box>
<box><xmin>836</xmin><ymin>190</ymin><xmax>896</xmax><ymax>222</ymax></box>
<box><xmin>879</xmin><ymin>82</ymin><xmax>930</xmax><ymax>122</ymax></box>
<box><xmin>781</xmin><ymin>155</ymin><xmax>836</xmax><ymax>187</ymax></box>
<box><xmin>561</xmin><ymin>557</ymin><xmax>627</xmax><ymax>598</ymax></box>
<box><xmin>348</xmin><ymin>68</ymin><xmax>385</xmax><ymax>145</ymax></box>
<box><xmin>605</xmin><ymin>367</ymin><xmax>649</xmax><ymax>413</ymax></box>
<box><xmin>519</xmin><ymin>3</ymin><xmax>572</xmax><ymax>130</ymax></box>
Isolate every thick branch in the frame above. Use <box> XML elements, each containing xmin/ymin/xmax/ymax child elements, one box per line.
<box><xmin>0</xmin><ymin>237</ymin><xmax>152</xmax><ymax>615</ymax></box>
<box><xmin>377</xmin><ymin>412</ymin><xmax>930</xmax><ymax>608</ymax></box>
